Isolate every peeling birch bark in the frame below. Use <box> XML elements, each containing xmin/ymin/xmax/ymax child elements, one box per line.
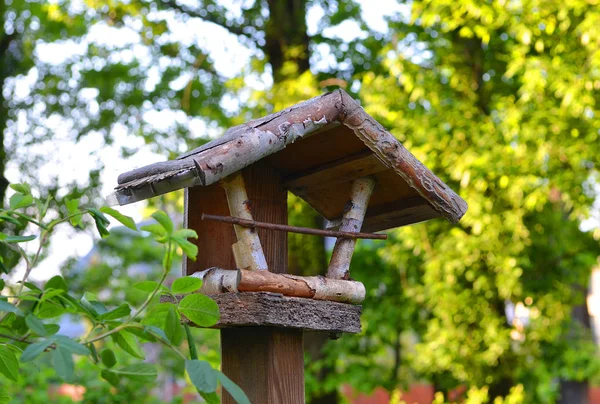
<box><xmin>190</xmin><ymin>267</ymin><xmax>239</xmax><ymax>294</ymax></box>
<box><xmin>190</xmin><ymin>268</ymin><xmax>365</xmax><ymax>304</ymax></box>
<box><xmin>237</xmin><ymin>269</ymin><xmax>365</xmax><ymax>304</ymax></box>
<box><xmin>219</xmin><ymin>172</ymin><xmax>268</xmax><ymax>271</ymax></box>
<box><xmin>327</xmin><ymin>176</ymin><xmax>376</xmax><ymax>280</ymax></box>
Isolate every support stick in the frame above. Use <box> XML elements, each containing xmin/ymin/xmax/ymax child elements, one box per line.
<box><xmin>192</xmin><ymin>268</ymin><xmax>366</xmax><ymax>304</ymax></box>
<box><xmin>201</xmin><ymin>213</ymin><xmax>387</xmax><ymax>240</ymax></box>
<box><xmin>327</xmin><ymin>176</ymin><xmax>376</xmax><ymax>280</ymax></box>
<box><xmin>219</xmin><ymin>172</ymin><xmax>268</xmax><ymax>271</ymax></box>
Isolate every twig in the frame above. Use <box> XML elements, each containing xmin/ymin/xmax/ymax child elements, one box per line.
<box><xmin>201</xmin><ymin>214</ymin><xmax>387</xmax><ymax>240</ymax></box>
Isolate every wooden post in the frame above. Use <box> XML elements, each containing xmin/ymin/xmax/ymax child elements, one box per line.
<box><xmin>186</xmin><ymin>160</ymin><xmax>303</xmax><ymax>404</ymax></box>
<box><xmin>327</xmin><ymin>176</ymin><xmax>376</xmax><ymax>280</ymax></box>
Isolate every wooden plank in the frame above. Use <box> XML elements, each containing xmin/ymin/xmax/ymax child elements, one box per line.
<box><xmin>242</xmin><ymin>160</ymin><xmax>288</xmax><ymax>273</ymax></box>
<box><xmin>184</xmin><ymin>184</ymin><xmax>236</xmax><ymax>276</ymax></box>
<box><xmin>166</xmin><ymin>292</ymin><xmax>362</xmax><ymax>333</ymax></box>
<box><xmin>282</xmin><ymin>150</ymin><xmax>387</xmax><ymax>192</ymax></box>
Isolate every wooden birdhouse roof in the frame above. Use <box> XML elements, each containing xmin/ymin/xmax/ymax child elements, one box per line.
<box><xmin>113</xmin><ymin>89</ymin><xmax>467</xmax><ymax>232</ymax></box>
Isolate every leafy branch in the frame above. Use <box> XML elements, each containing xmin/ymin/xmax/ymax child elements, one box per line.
<box><xmin>0</xmin><ymin>183</ymin><xmax>249</xmax><ymax>403</ymax></box>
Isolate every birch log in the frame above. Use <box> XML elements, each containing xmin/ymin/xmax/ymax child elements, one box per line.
<box><xmin>327</xmin><ymin>176</ymin><xmax>376</xmax><ymax>280</ymax></box>
<box><xmin>190</xmin><ymin>268</ymin><xmax>366</xmax><ymax>304</ymax></box>
<box><xmin>219</xmin><ymin>172</ymin><xmax>268</xmax><ymax>271</ymax></box>
<box><xmin>191</xmin><ymin>267</ymin><xmax>239</xmax><ymax>294</ymax></box>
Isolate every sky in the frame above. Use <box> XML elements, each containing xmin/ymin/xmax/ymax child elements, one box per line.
<box><xmin>4</xmin><ymin>0</ymin><xmax>408</xmax><ymax>282</ymax></box>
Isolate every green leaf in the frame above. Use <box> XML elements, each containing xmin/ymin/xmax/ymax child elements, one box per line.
<box><xmin>101</xmin><ymin>369</ymin><xmax>120</xmax><ymax>386</ymax></box>
<box><xmin>124</xmin><ymin>326</ymin><xmax>157</xmax><ymax>343</ymax></box>
<box><xmin>9</xmin><ymin>183</ymin><xmax>31</xmax><ymax>195</ymax></box>
<box><xmin>88</xmin><ymin>208</ymin><xmax>111</xmax><ymax>237</ymax></box>
<box><xmin>52</xmin><ymin>346</ymin><xmax>74</xmax><ymax>382</ymax></box>
<box><xmin>178</xmin><ymin>294</ymin><xmax>220</xmax><ymax>327</ymax></box>
<box><xmin>141</xmin><ymin>303</ymin><xmax>172</xmax><ymax>328</ymax></box>
<box><xmin>140</xmin><ymin>223</ymin><xmax>167</xmax><ymax>238</ymax></box>
<box><xmin>144</xmin><ymin>325</ymin><xmax>169</xmax><ymax>343</ymax></box>
<box><xmin>53</xmin><ymin>335</ymin><xmax>90</xmax><ymax>356</ymax></box>
<box><xmin>0</xmin><ymin>346</ymin><xmax>19</xmax><ymax>381</ymax></box>
<box><xmin>216</xmin><ymin>370</ymin><xmax>251</xmax><ymax>404</ymax></box>
<box><xmin>21</xmin><ymin>339</ymin><xmax>53</xmax><ymax>362</ymax></box>
<box><xmin>199</xmin><ymin>392</ymin><xmax>220</xmax><ymax>404</ymax></box>
<box><xmin>0</xmin><ymin>279</ymin><xmax>4</xmax><ymax>291</ymax></box>
<box><xmin>44</xmin><ymin>324</ymin><xmax>60</xmax><ymax>335</ymax></box>
<box><xmin>134</xmin><ymin>281</ymin><xmax>167</xmax><ymax>293</ymax></box>
<box><xmin>0</xmin><ymin>214</ymin><xmax>22</xmax><ymax>226</ymax></box>
<box><xmin>0</xmin><ymin>300</ymin><xmax>21</xmax><ymax>315</ymax></box>
<box><xmin>100</xmin><ymin>348</ymin><xmax>117</xmax><ymax>368</ymax></box>
<box><xmin>151</xmin><ymin>211</ymin><xmax>173</xmax><ymax>234</ymax></box>
<box><xmin>0</xmin><ymin>233</ymin><xmax>36</xmax><ymax>243</ymax></box>
<box><xmin>112</xmin><ymin>330</ymin><xmax>144</xmax><ymax>359</ymax></box>
<box><xmin>39</xmin><ymin>289</ymin><xmax>66</xmax><ymax>303</ymax></box>
<box><xmin>172</xmin><ymin>237</ymin><xmax>199</xmax><ymax>261</ymax></box>
<box><xmin>0</xmin><ymin>384</ymin><xmax>10</xmax><ymax>404</ymax></box>
<box><xmin>64</xmin><ymin>198</ymin><xmax>82</xmax><ymax>227</ymax></box>
<box><xmin>113</xmin><ymin>363</ymin><xmax>157</xmax><ymax>382</ymax></box>
<box><xmin>81</xmin><ymin>292</ymin><xmax>107</xmax><ymax>316</ymax></box>
<box><xmin>23</xmin><ymin>282</ymin><xmax>41</xmax><ymax>291</ymax></box>
<box><xmin>172</xmin><ymin>276</ymin><xmax>203</xmax><ymax>294</ymax></box>
<box><xmin>173</xmin><ymin>229</ymin><xmax>198</xmax><ymax>239</ymax></box>
<box><xmin>100</xmin><ymin>206</ymin><xmax>137</xmax><ymax>230</ymax></box>
<box><xmin>36</xmin><ymin>300</ymin><xmax>66</xmax><ymax>319</ymax></box>
<box><xmin>98</xmin><ymin>304</ymin><xmax>131</xmax><ymax>321</ymax></box>
<box><xmin>45</xmin><ymin>276</ymin><xmax>68</xmax><ymax>291</ymax></box>
<box><xmin>35</xmin><ymin>196</ymin><xmax>52</xmax><ymax>220</ymax></box>
<box><xmin>165</xmin><ymin>305</ymin><xmax>183</xmax><ymax>345</ymax></box>
<box><xmin>185</xmin><ymin>360</ymin><xmax>217</xmax><ymax>393</ymax></box>
<box><xmin>25</xmin><ymin>315</ymin><xmax>47</xmax><ymax>336</ymax></box>
<box><xmin>9</xmin><ymin>193</ymin><xmax>33</xmax><ymax>210</ymax></box>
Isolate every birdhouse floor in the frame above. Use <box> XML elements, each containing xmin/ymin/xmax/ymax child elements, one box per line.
<box><xmin>164</xmin><ymin>292</ymin><xmax>362</xmax><ymax>334</ymax></box>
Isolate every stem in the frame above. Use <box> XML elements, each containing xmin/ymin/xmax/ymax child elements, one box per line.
<box><xmin>82</xmin><ymin>242</ymin><xmax>173</xmax><ymax>344</ymax></box>
<box><xmin>130</xmin><ymin>241</ymin><xmax>172</xmax><ymax>321</ymax></box>
<box><xmin>15</xmin><ymin>231</ymin><xmax>48</xmax><ymax>298</ymax></box>
<box><xmin>184</xmin><ymin>323</ymin><xmax>198</xmax><ymax>360</ymax></box>
<box><xmin>10</xmin><ymin>211</ymin><xmax>48</xmax><ymax>229</ymax></box>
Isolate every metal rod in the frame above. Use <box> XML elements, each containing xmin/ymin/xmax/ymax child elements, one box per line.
<box><xmin>201</xmin><ymin>213</ymin><xmax>387</xmax><ymax>240</ymax></box>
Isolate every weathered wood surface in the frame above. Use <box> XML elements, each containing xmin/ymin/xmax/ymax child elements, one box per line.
<box><xmin>201</xmin><ymin>213</ymin><xmax>387</xmax><ymax>240</ymax></box>
<box><xmin>183</xmin><ymin>184</ymin><xmax>236</xmax><ymax>275</ymax></box>
<box><xmin>165</xmin><ymin>292</ymin><xmax>362</xmax><ymax>334</ymax></box>
<box><xmin>282</xmin><ymin>149</ymin><xmax>386</xmax><ymax>191</ymax></box>
<box><xmin>221</xmin><ymin>327</ymin><xmax>304</xmax><ymax>404</ymax></box>
<box><xmin>113</xmin><ymin>89</ymin><xmax>467</xmax><ymax>227</ymax></box>
<box><xmin>184</xmin><ymin>162</ymin><xmax>287</xmax><ymax>276</ymax></box>
<box><xmin>192</xmin><ymin>267</ymin><xmax>366</xmax><ymax>303</ymax></box>
<box><xmin>219</xmin><ymin>171</ymin><xmax>268</xmax><ymax>271</ymax></box>
<box><xmin>327</xmin><ymin>176</ymin><xmax>376</xmax><ymax>280</ymax></box>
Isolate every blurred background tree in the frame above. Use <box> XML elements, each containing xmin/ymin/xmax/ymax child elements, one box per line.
<box><xmin>1</xmin><ymin>0</ymin><xmax>600</xmax><ymax>403</ymax></box>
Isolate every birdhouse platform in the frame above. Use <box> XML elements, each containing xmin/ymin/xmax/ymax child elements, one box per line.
<box><xmin>112</xmin><ymin>89</ymin><xmax>467</xmax><ymax>403</ymax></box>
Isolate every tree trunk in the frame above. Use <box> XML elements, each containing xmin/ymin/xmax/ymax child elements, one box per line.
<box><xmin>265</xmin><ymin>0</ymin><xmax>310</xmax><ymax>81</ymax></box>
<box><xmin>0</xmin><ymin>4</ymin><xmax>16</xmax><ymax>204</ymax></box>
<box><xmin>558</xmin><ymin>303</ymin><xmax>591</xmax><ymax>404</ymax></box>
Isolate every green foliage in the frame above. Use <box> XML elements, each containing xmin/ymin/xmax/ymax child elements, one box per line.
<box><xmin>0</xmin><ymin>184</ymin><xmax>246</xmax><ymax>402</ymax></box>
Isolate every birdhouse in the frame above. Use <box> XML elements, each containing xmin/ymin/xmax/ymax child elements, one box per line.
<box><xmin>112</xmin><ymin>89</ymin><xmax>467</xmax><ymax>403</ymax></box>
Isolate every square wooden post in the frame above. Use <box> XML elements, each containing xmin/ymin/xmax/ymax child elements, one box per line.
<box><xmin>185</xmin><ymin>160</ymin><xmax>304</xmax><ymax>404</ymax></box>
